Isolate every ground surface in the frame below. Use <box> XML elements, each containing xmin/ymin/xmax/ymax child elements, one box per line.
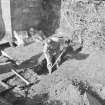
<box><xmin>1</xmin><ymin>0</ymin><xmax>105</xmax><ymax>105</ymax></box>
<box><xmin>0</xmin><ymin>39</ymin><xmax>105</xmax><ymax>105</ymax></box>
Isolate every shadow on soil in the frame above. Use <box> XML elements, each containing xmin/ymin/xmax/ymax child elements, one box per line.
<box><xmin>0</xmin><ymin>53</ymin><xmax>43</xmax><ymax>74</ymax></box>
<box><xmin>87</xmin><ymin>89</ymin><xmax>105</xmax><ymax>105</ymax></box>
<box><xmin>12</xmin><ymin>93</ymin><xmax>49</xmax><ymax>105</ymax></box>
<box><xmin>69</xmin><ymin>52</ymin><xmax>89</xmax><ymax>60</ymax></box>
<box><xmin>17</xmin><ymin>52</ymin><xmax>49</xmax><ymax>75</ymax></box>
<box><xmin>18</xmin><ymin>53</ymin><xmax>43</xmax><ymax>69</ymax></box>
<box><xmin>12</xmin><ymin>94</ymin><xmax>63</xmax><ymax>105</ymax></box>
<box><xmin>61</xmin><ymin>45</ymin><xmax>89</xmax><ymax>64</ymax></box>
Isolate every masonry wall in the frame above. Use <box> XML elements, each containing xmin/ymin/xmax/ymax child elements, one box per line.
<box><xmin>11</xmin><ymin>0</ymin><xmax>61</xmax><ymax>37</ymax></box>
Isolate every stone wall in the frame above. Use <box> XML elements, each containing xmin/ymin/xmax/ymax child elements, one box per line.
<box><xmin>11</xmin><ymin>0</ymin><xmax>61</xmax><ymax>37</ymax></box>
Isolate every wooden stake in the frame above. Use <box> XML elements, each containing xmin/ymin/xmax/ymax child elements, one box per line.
<box><xmin>11</xmin><ymin>69</ymin><xmax>30</xmax><ymax>85</ymax></box>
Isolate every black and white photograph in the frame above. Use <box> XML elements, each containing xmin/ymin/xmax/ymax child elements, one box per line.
<box><xmin>0</xmin><ymin>0</ymin><xmax>105</xmax><ymax>105</ymax></box>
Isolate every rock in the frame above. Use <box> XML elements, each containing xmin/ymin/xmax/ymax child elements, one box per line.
<box><xmin>4</xmin><ymin>42</ymin><xmax>43</xmax><ymax>61</ymax></box>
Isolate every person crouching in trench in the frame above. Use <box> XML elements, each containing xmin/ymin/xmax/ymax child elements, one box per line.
<box><xmin>43</xmin><ymin>36</ymin><xmax>71</xmax><ymax>75</ymax></box>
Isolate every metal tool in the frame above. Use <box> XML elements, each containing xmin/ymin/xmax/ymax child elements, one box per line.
<box><xmin>51</xmin><ymin>47</ymin><xmax>66</xmax><ymax>70</ymax></box>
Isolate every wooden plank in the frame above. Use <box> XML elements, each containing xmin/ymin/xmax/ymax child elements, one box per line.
<box><xmin>11</xmin><ymin>69</ymin><xmax>30</xmax><ymax>85</ymax></box>
<box><xmin>0</xmin><ymin>0</ymin><xmax>12</xmax><ymax>44</ymax></box>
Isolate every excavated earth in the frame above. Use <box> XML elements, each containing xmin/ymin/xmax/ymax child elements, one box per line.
<box><xmin>1</xmin><ymin>0</ymin><xmax>105</xmax><ymax>105</ymax></box>
<box><xmin>1</xmin><ymin>40</ymin><xmax>105</xmax><ymax>105</ymax></box>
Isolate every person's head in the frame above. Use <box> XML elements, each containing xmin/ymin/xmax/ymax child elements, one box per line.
<box><xmin>28</xmin><ymin>27</ymin><xmax>36</xmax><ymax>36</ymax></box>
<box><xmin>65</xmin><ymin>39</ymin><xmax>71</xmax><ymax>46</ymax></box>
